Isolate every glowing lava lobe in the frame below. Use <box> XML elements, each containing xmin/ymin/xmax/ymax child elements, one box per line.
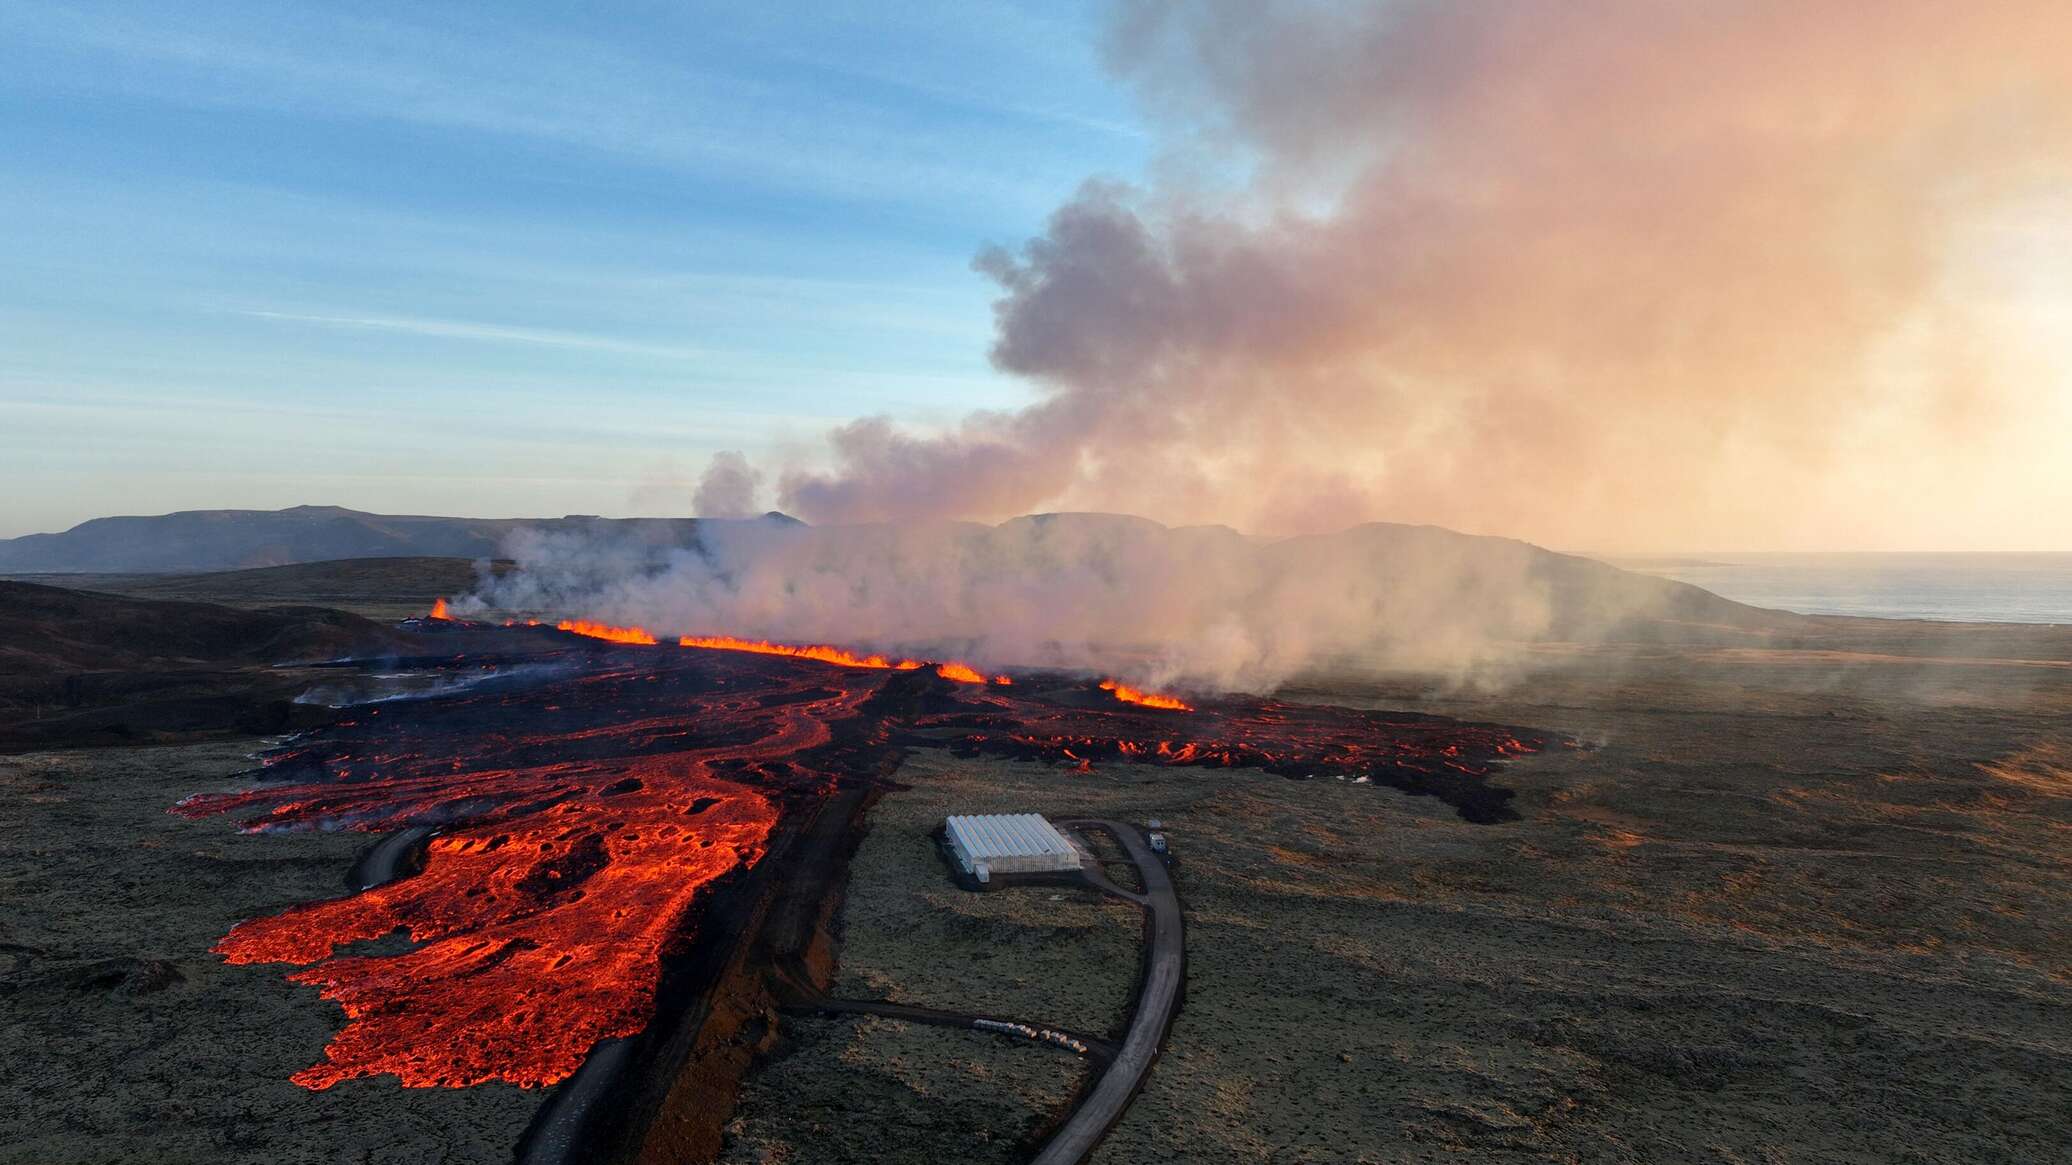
<box><xmin>558</xmin><ymin>619</ymin><xmax>660</xmax><ymax>645</ymax></box>
<box><xmin>214</xmin><ymin>766</ymin><xmax>776</xmax><ymax>1089</ymax></box>
<box><xmin>1100</xmin><ymin>679</ymin><xmax>1194</xmax><ymax>711</ymax></box>
<box><xmin>176</xmin><ymin>650</ymin><xmax>883</xmax><ymax>1091</ymax></box>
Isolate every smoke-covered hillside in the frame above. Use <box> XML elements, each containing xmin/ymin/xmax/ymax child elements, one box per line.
<box><xmin>473</xmin><ymin>511</ymin><xmax>1794</xmax><ymax>690</ymax></box>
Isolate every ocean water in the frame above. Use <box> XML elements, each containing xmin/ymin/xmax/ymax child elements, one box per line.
<box><xmin>1619</xmin><ymin>553</ymin><xmax>2072</xmax><ymax>625</ymax></box>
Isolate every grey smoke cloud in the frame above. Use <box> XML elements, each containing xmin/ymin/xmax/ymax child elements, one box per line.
<box><xmin>770</xmin><ymin>0</ymin><xmax>2072</xmax><ymax>552</ymax></box>
<box><xmin>692</xmin><ymin>450</ymin><xmax>763</xmax><ymax>519</ymax></box>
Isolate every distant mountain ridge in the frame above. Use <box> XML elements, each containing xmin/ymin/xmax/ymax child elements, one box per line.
<box><xmin>0</xmin><ymin>506</ymin><xmax>797</xmax><ymax>573</ymax></box>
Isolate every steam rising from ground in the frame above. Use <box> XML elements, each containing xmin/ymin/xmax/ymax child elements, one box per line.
<box><xmin>772</xmin><ymin>0</ymin><xmax>2072</xmax><ymax>551</ymax></box>
<box><xmin>471</xmin><ymin>514</ymin><xmax>1728</xmax><ymax>692</ymax></box>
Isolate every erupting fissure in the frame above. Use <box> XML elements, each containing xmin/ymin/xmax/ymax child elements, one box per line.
<box><xmin>556</xmin><ymin>618</ymin><xmax>659</xmax><ymax>645</ymax></box>
<box><xmin>677</xmin><ymin>633</ymin><xmax>927</xmax><ymax>671</ymax></box>
<box><xmin>179</xmin><ymin>624</ymin><xmax>1557</xmax><ymax>1095</ymax></box>
<box><xmin>564</xmin><ymin>622</ymin><xmax>1013</xmax><ymax>686</ymax></box>
<box><xmin>1100</xmin><ymin>678</ymin><xmax>1194</xmax><ymax>711</ymax></box>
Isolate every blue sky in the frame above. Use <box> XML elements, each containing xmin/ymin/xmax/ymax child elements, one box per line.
<box><xmin>0</xmin><ymin>0</ymin><xmax>1146</xmax><ymax>536</ymax></box>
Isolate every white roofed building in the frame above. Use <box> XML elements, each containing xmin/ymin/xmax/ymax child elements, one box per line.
<box><xmin>944</xmin><ymin>814</ymin><xmax>1081</xmax><ymax>884</ymax></box>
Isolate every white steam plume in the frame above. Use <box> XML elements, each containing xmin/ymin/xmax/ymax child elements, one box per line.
<box><xmin>772</xmin><ymin>0</ymin><xmax>2072</xmax><ymax>552</ymax></box>
<box><xmin>474</xmin><ymin>514</ymin><xmax>1746</xmax><ymax>691</ymax></box>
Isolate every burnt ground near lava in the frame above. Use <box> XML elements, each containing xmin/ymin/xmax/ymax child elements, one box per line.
<box><xmin>0</xmin><ymin>617</ymin><xmax>1550</xmax><ymax>1165</ymax></box>
<box><xmin>3</xmin><ymin>600</ymin><xmax>2068</xmax><ymax>1164</ymax></box>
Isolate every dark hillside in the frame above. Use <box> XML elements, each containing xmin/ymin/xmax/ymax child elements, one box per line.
<box><xmin>0</xmin><ymin>581</ymin><xmax>414</xmax><ymax>750</ymax></box>
<box><xmin>4</xmin><ymin>557</ymin><xmax>510</xmax><ymax>620</ymax></box>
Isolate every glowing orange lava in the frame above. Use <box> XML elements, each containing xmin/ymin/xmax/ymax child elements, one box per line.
<box><xmin>558</xmin><ymin>619</ymin><xmax>659</xmax><ymax>645</ymax></box>
<box><xmin>211</xmin><ymin>765</ymin><xmax>776</xmax><ymax>1089</ymax></box>
<box><xmin>177</xmin><ymin>657</ymin><xmax>880</xmax><ymax>1091</ymax></box>
<box><xmin>1100</xmin><ymin>679</ymin><xmax>1194</xmax><ymax>711</ymax></box>
<box><xmin>428</xmin><ymin>597</ymin><xmax>451</xmax><ymax>620</ymax></box>
<box><xmin>181</xmin><ymin>635</ymin><xmax>1554</xmax><ymax>1094</ymax></box>
<box><xmin>677</xmin><ymin>634</ymin><xmax>926</xmax><ymax>671</ymax></box>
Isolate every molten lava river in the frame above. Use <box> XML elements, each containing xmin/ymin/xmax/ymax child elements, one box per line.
<box><xmin>178</xmin><ymin>626</ymin><xmax>1558</xmax><ymax>1092</ymax></box>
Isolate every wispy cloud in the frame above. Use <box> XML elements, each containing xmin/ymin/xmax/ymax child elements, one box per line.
<box><xmin>236</xmin><ymin>310</ymin><xmax>716</xmax><ymax>361</ymax></box>
<box><xmin>0</xmin><ymin>2</ymin><xmax>1129</xmax><ymax>215</ymax></box>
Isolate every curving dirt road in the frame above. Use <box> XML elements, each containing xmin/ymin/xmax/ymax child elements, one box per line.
<box><xmin>345</xmin><ymin>824</ymin><xmax>436</xmax><ymax>891</ymax></box>
<box><xmin>1036</xmin><ymin>820</ymin><xmax>1185</xmax><ymax>1165</ymax></box>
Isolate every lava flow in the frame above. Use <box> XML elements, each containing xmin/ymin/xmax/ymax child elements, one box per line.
<box><xmin>558</xmin><ymin>618</ymin><xmax>659</xmax><ymax>645</ymax></box>
<box><xmin>677</xmin><ymin>633</ymin><xmax>926</xmax><ymax>670</ymax></box>
<box><xmin>179</xmin><ymin>629</ymin><xmax>1560</xmax><ymax>1093</ymax></box>
<box><xmin>206</xmin><ymin>762</ymin><xmax>776</xmax><ymax>1089</ymax></box>
<box><xmin>677</xmin><ymin>632</ymin><xmax>1014</xmax><ymax>687</ymax></box>
<box><xmin>1100</xmin><ymin>678</ymin><xmax>1193</xmax><ymax>711</ymax></box>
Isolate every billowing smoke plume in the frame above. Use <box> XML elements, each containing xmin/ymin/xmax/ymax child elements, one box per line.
<box><xmin>475</xmin><ymin>512</ymin><xmax>1745</xmax><ymax>692</ymax></box>
<box><xmin>776</xmin><ymin>0</ymin><xmax>2072</xmax><ymax>551</ymax></box>
<box><xmin>479</xmin><ymin>1</ymin><xmax>2072</xmax><ymax>691</ymax></box>
<box><xmin>692</xmin><ymin>451</ymin><xmax>762</xmax><ymax>519</ymax></box>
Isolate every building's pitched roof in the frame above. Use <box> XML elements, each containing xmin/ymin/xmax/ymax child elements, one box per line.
<box><xmin>945</xmin><ymin>813</ymin><xmax>1077</xmax><ymax>860</ymax></box>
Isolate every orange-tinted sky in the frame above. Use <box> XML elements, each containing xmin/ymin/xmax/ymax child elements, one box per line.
<box><xmin>772</xmin><ymin>1</ymin><xmax>2072</xmax><ymax>552</ymax></box>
